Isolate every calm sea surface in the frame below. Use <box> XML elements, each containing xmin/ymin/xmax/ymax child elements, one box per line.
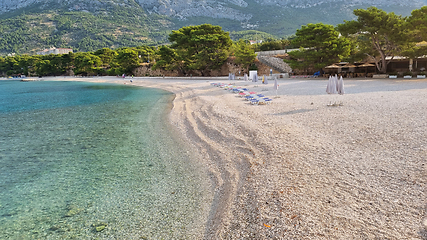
<box><xmin>0</xmin><ymin>80</ymin><xmax>211</xmax><ymax>239</ymax></box>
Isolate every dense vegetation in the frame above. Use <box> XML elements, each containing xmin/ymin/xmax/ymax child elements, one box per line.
<box><xmin>0</xmin><ymin>0</ymin><xmax>420</xmax><ymax>56</ymax></box>
<box><xmin>285</xmin><ymin>23</ymin><xmax>352</xmax><ymax>72</ymax></box>
<box><xmin>0</xmin><ymin>9</ymin><xmax>171</xmax><ymax>55</ymax></box>
<box><xmin>0</xmin><ymin>10</ymin><xmax>280</xmax><ymax>56</ymax></box>
<box><xmin>337</xmin><ymin>6</ymin><xmax>427</xmax><ymax>73</ymax></box>
<box><xmin>0</xmin><ymin>24</ymin><xmax>255</xmax><ymax>77</ymax></box>
<box><xmin>2</xmin><ymin>6</ymin><xmax>427</xmax><ymax>77</ymax></box>
<box><xmin>153</xmin><ymin>24</ymin><xmax>233</xmax><ymax>76</ymax></box>
<box><xmin>285</xmin><ymin>6</ymin><xmax>427</xmax><ymax>74</ymax></box>
<box><xmin>0</xmin><ymin>45</ymin><xmax>156</xmax><ymax>77</ymax></box>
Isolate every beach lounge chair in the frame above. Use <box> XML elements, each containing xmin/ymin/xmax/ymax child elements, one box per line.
<box><xmin>239</xmin><ymin>92</ymin><xmax>250</xmax><ymax>97</ymax></box>
<box><xmin>245</xmin><ymin>94</ymin><xmax>258</xmax><ymax>101</ymax></box>
<box><xmin>261</xmin><ymin>97</ymin><xmax>272</xmax><ymax>104</ymax></box>
<box><xmin>258</xmin><ymin>98</ymin><xmax>266</xmax><ymax>104</ymax></box>
<box><xmin>251</xmin><ymin>98</ymin><xmax>260</xmax><ymax>104</ymax></box>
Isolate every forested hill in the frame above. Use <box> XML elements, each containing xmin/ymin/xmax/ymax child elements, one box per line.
<box><xmin>0</xmin><ymin>0</ymin><xmax>425</xmax><ymax>55</ymax></box>
<box><xmin>0</xmin><ymin>7</ymin><xmax>172</xmax><ymax>55</ymax></box>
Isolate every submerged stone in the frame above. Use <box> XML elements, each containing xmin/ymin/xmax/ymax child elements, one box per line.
<box><xmin>95</xmin><ymin>225</ymin><xmax>106</xmax><ymax>232</ymax></box>
<box><xmin>93</xmin><ymin>221</ymin><xmax>108</xmax><ymax>232</ymax></box>
<box><xmin>64</xmin><ymin>205</ymin><xmax>82</xmax><ymax>217</ymax></box>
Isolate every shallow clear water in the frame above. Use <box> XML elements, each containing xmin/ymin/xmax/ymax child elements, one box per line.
<box><xmin>0</xmin><ymin>80</ymin><xmax>211</xmax><ymax>239</ymax></box>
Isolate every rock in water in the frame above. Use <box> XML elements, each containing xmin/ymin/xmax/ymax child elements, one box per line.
<box><xmin>96</xmin><ymin>225</ymin><xmax>106</xmax><ymax>232</ymax></box>
<box><xmin>93</xmin><ymin>221</ymin><xmax>108</xmax><ymax>232</ymax></box>
<box><xmin>64</xmin><ymin>204</ymin><xmax>82</xmax><ymax>217</ymax></box>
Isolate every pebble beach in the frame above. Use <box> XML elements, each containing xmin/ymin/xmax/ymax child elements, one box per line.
<box><xmin>125</xmin><ymin>76</ymin><xmax>426</xmax><ymax>239</ymax></box>
<box><xmin>21</xmin><ymin>76</ymin><xmax>427</xmax><ymax>239</ymax></box>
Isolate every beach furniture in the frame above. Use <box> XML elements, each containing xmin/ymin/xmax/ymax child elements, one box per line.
<box><xmin>210</xmin><ymin>82</ymin><xmax>271</xmax><ymax>105</ymax></box>
<box><xmin>261</xmin><ymin>97</ymin><xmax>272</xmax><ymax>104</ymax></box>
<box><xmin>245</xmin><ymin>94</ymin><xmax>258</xmax><ymax>101</ymax></box>
<box><xmin>250</xmin><ymin>98</ymin><xmax>260</xmax><ymax>104</ymax></box>
<box><xmin>239</xmin><ymin>92</ymin><xmax>250</xmax><ymax>97</ymax></box>
<box><xmin>232</xmin><ymin>88</ymin><xmax>241</xmax><ymax>93</ymax></box>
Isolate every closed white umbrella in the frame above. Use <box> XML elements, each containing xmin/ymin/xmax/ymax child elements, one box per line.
<box><xmin>264</xmin><ymin>75</ymin><xmax>268</xmax><ymax>84</ymax></box>
<box><xmin>333</xmin><ymin>74</ymin><xmax>339</xmax><ymax>93</ymax></box>
<box><xmin>253</xmin><ymin>73</ymin><xmax>258</xmax><ymax>82</ymax></box>
<box><xmin>326</xmin><ymin>75</ymin><xmax>337</xmax><ymax>94</ymax></box>
<box><xmin>337</xmin><ymin>75</ymin><xmax>345</xmax><ymax>95</ymax></box>
<box><xmin>326</xmin><ymin>75</ymin><xmax>337</xmax><ymax>106</ymax></box>
<box><xmin>274</xmin><ymin>78</ymin><xmax>279</xmax><ymax>96</ymax></box>
<box><xmin>244</xmin><ymin>73</ymin><xmax>248</xmax><ymax>81</ymax></box>
<box><xmin>326</xmin><ymin>76</ymin><xmax>332</xmax><ymax>93</ymax></box>
<box><xmin>326</xmin><ymin>75</ymin><xmax>344</xmax><ymax>106</ymax></box>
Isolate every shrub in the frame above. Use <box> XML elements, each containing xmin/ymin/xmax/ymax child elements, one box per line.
<box><xmin>249</xmin><ymin>63</ymin><xmax>258</xmax><ymax>71</ymax></box>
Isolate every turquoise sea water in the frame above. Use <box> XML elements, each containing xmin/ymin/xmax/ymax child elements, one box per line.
<box><xmin>0</xmin><ymin>80</ymin><xmax>211</xmax><ymax>239</ymax></box>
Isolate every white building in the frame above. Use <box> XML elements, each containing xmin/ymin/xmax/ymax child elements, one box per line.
<box><xmin>249</xmin><ymin>40</ymin><xmax>263</xmax><ymax>45</ymax></box>
<box><xmin>37</xmin><ymin>47</ymin><xmax>73</xmax><ymax>55</ymax></box>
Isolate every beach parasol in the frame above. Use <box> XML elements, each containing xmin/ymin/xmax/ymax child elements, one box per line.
<box><xmin>325</xmin><ymin>64</ymin><xmax>341</xmax><ymax>69</ymax></box>
<box><xmin>274</xmin><ymin>78</ymin><xmax>279</xmax><ymax>97</ymax></box>
<box><xmin>244</xmin><ymin>73</ymin><xmax>248</xmax><ymax>81</ymax></box>
<box><xmin>252</xmin><ymin>73</ymin><xmax>258</xmax><ymax>82</ymax></box>
<box><xmin>357</xmin><ymin>62</ymin><xmax>376</xmax><ymax>76</ymax></box>
<box><xmin>325</xmin><ymin>64</ymin><xmax>341</xmax><ymax>75</ymax></box>
<box><xmin>326</xmin><ymin>75</ymin><xmax>337</xmax><ymax>94</ymax></box>
<box><xmin>326</xmin><ymin>75</ymin><xmax>344</xmax><ymax>106</ymax></box>
<box><xmin>358</xmin><ymin>62</ymin><xmax>375</xmax><ymax>67</ymax></box>
<box><xmin>337</xmin><ymin>75</ymin><xmax>345</xmax><ymax>95</ymax></box>
<box><xmin>342</xmin><ymin>63</ymin><xmax>357</xmax><ymax>68</ymax></box>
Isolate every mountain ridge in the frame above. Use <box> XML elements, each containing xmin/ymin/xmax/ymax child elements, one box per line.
<box><xmin>1</xmin><ymin>0</ymin><xmax>425</xmax><ymax>15</ymax></box>
<box><xmin>0</xmin><ymin>0</ymin><xmax>425</xmax><ymax>54</ymax></box>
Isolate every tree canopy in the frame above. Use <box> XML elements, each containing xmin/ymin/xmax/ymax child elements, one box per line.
<box><xmin>403</xmin><ymin>6</ymin><xmax>427</xmax><ymax>58</ymax></box>
<box><xmin>73</xmin><ymin>52</ymin><xmax>103</xmax><ymax>76</ymax></box>
<box><xmin>166</xmin><ymin>24</ymin><xmax>233</xmax><ymax>76</ymax></box>
<box><xmin>114</xmin><ymin>48</ymin><xmax>140</xmax><ymax>75</ymax></box>
<box><xmin>406</xmin><ymin>6</ymin><xmax>427</xmax><ymax>42</ymax></box>
<box><xmin>153</xmin><ymin>46</ymin><xmax>183</xmax><ymax>73</ymax></box>
<box><xmin>286</xmin><ymin>23</ymin><xmax>351</xmax><ymax>72</ymax></box>
<box><xmin>337</xmin><ymin>7</ymin><xmax>407</xmax><ymax>73</ymax></box>
<box><xmin>255</xmin><ymin>39</ymin><xmax>290</xmax><ymax>52</ymax></box>
<box><xmin>233</xmin><ymin>40</ymin><xmax>257</xmax><ymax>72</ymax></box>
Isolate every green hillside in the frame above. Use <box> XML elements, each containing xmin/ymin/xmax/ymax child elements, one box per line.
<box><xmin>0</xmin><ymin>8</ymin><xmax>172</xmax><ymax>55</ymax></box>
<box><xmin>0</xmin><ymin>0</ymin><xmax>419</xmax><ymax>55</ymax></box>
<box><xmin>172</xmin><ymin>1</ymin><xmax>417</xmax><ymax>38</ymax></box>
<box><xmin>0</xmin><ymin>10</ymin><xmax>276</xmax><ymax>55</ymax></box>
